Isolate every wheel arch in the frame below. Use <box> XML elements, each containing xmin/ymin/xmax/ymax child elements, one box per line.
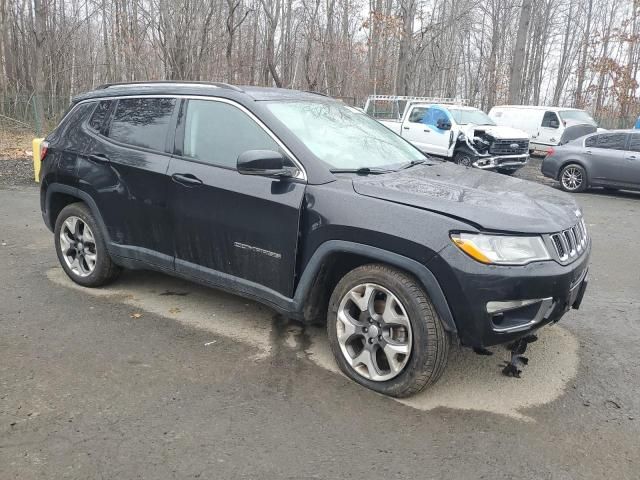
<box><xmin>45</xmin><ymin>184</ymin><xmax>111</xmax><ymax>242</ymax></box>
<box><xmin>293</xmin><ymin>240</ymin><xmax>457</xmax><ymax>335</ymax></box>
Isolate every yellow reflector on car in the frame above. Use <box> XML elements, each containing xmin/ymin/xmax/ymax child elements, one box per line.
<box><xmin>452</xmin><ymin>237</ymin><xmax>492</xmax><ymax>264</ymax></box>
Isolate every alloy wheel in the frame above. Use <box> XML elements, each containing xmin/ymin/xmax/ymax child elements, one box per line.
<box><xmin>59</xmin><ymin>216</ymin><xmax>98</xmax><ymax>277</ymax></box>
<box><xmin>561</xmin><ymin>166</ymin><xmax>583</xmax><ymax>191</ymax></box>
<box><xmin>336</xmin><ymin>283</ymin><xmax>413</xmax><ymax>381</ymax></box>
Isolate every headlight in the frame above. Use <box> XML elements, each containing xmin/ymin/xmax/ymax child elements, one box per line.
<box><xmin>451</xmin><ymin>233</ymin><xmax>551</xmax><ymax>265</ymax></box>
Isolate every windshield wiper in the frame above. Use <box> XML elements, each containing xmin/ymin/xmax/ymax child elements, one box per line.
<box><xmin>329</xmin><ymin>167</ymin><xmax>395</xmax><ymax>175</ymax></box>
<box><xmin>398</xmin><ymin>159</ymin><xmax>427</xmax><ymax>170</ymax></box>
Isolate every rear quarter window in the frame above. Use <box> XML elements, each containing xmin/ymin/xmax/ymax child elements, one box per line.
<box><xmin>88</xmin><ymin>100</ymin><xmax>112</xmax><ymax>132</ymax></box>
<box><xmin>107</xmin><ymin>98</ymin><xmax>177</xmax><ymax>151</ymax></box>
<box><xmin>585</xmin><ymin>135</ymin><xmax>598</xmax><ymax>148</ymax></box>
<box><xmin>49</xmin><ymin>102</ymin><xmax>96</xmax><ymax>144</ymax></box>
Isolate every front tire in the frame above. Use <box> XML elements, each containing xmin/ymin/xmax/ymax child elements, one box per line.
<box><xmin>453</xmin><ymin>151</ymin><xmax>475</xmax><ymax>167</ymax></box>
<box><xmin>54</xmin><ymin>202</ymin><xmax>120</xmax><ymax>287</ymax></box>
<box><xmin>327</xmin><ymin>264</ymin><xmax>449</xmax><ymax>397</ymax></box>
<box><xmin>559</xmin><ymin>163</ymin><xmax>587</xmax><ymax>192</ymax></box>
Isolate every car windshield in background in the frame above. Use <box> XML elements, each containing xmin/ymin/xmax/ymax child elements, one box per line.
<box><xmin>265</xmin><ymin>101</ymin><xmax>426</xmax><ymax>171</ymax></box>
<box><xmin>449</xmin><ymin>108</ymin><xmax>496</xmax><ymax>126</ymax></box>
<box><xmin>559</xmin><ymin>110</ymin><xmax>597</xmax><ymax>126</ymax></box>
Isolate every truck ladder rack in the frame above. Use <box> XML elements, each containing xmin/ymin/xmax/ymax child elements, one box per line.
<box><xmin>366</xmin><ymin>95</ymin><xmax>467</xmax><ymax>105</ymax></box>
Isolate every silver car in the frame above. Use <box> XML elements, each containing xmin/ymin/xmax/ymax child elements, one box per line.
<box><xmin>542</xmin><ymin>130</ymin><xmax>640</xmax><ymax>193</ymax></box>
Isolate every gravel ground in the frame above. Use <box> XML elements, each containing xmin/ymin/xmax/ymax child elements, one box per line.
<box><xmin>514</xmin><ymin>155</ymin><xmax>556</xmax><ymax>186</ymax></box>
<box><xmin>1</xmin><ymin>185</ymin><xmax>638</xmax><ymax>479</ymax></box>
<box><xmin>0</xmin><ymin>157</ymin><xmax>35</xmax><ymax>186</ymax></box>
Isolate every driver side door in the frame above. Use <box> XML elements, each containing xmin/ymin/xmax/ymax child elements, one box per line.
<box><xmin>167</xmin><ymin>98</ymin><xmax>306</xmax><ymax>297</ymax></box>
<box><xmin>537</xmin><ymin>111</ymin><xmax>561</xmax><ymax>146</ymax></box>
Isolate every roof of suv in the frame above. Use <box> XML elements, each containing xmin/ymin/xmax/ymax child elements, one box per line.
<box><xmin>72</xmin><ymin>81</ymin><xmax>332</xmax><ymax>104</ymax></box>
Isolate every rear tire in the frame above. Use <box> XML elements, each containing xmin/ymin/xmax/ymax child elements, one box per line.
<box><xmin>54</xmin><ymin>202</ymin><xmax>120</xmax><ymax>287</ymax></box>
<box><xmin>559</xmin><ymin>164</ymin><xmax>587</xmax><ymax>192</ymax></box>
<box><xmin>327</xmin><ymin>264</ymin><xmax>449</xmax><ymax>397</ymax></box>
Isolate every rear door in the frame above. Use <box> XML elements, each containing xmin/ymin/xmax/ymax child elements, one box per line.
<box><xmin>167</xmin><ymin>98</ymin><xmax>305</xmax><ymax>297</ymax></box>
<box><xmin>584</xmin><ymin>132</ymin><xmax>629</xmax><ymax>185</ymax></box>
<box><xmin>84</xmin><ymin>97</ymin><xmax>178</xmax><ymax>268</ymax></box>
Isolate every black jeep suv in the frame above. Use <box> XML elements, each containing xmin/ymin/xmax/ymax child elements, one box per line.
<box><xmin>40</xmin><ymin>82</ymin><xmax>590</xmax><ymax>397</ymax></box>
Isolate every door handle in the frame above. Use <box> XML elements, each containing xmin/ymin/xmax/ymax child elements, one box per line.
<box><xmin>89</xmin><ymin>153</ymin><xmax>109</xmax><ymax>162</ymax></box>
<box><xmin>171</xmin><ymin>173</ymin><xmax>203</xmax><ymax>186</ymax></box>
<box><xmin>585</xmin><ymin>150</ymin><xmax>593</xmax><ymax>155</ymax></box>
<box><xmin>627</xmin><ymin>155</ymin><xmax>637</xmax><ymax>160</ymax></box>
<box><xmin>423</xmin><ymin>129</ymin><xmax>431</xmax><ymax>133</ymax></box>
<box><xmin>403</xmin><ymin>126</ymin><xmax>410</xmax><ymax>130</ymax></box>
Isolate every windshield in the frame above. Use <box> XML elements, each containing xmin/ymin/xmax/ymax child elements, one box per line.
<box><xmin>559</xmin><ymin>110</ymin><xmax>597</xmax><ymax>126</ymax></box>
<box><xmin>449</xmin><ymin>108</ymin><xmax>495</xmax><ymax>126</ymax></box>
<box><xmin>265</xmin><ymin>101</ymin><xmax>426</xmax><ymax>170</ymax></box>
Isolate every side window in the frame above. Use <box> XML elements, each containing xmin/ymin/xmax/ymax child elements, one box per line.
<box><xmin>433</xmin><ymin>109</ymin><xmax>449</xmax><ymax>126</ymax></box>
<box><xmin>597</xmin><ymin>133</ymin><xmax>628</xmax><ymax>150</ymax></box>
<box><xmin>629</xmin><ymin>133</ymin><xmax>640</xmax><ymax>152</ymax></box>
<box><xmin>585</xmin><ymin>135</ymin><xmax>598</xmax><ymax>148</ymax></box>
<box><xmin>88</xmin><ymin>100</ymin><xmax>111</xmax><ymax>132</ymax></box>
<box><xmin>182</xmin><ymin>100</ymin><xmax>279</xmax><ymax>168</ymax></box>
<box><xmin>107</xmin><ymin>98</ymin><xmax>177</xmax><ymax>151</ymax></box>
<box><xmin>541</xmin><ymin>111</ymin><xmax>560</xmax><ymax>128</ymax></box>
<box><xmin>408</xmin><ymin>107</ymin><xmax>426</xmax><ymax>123</ymax></box>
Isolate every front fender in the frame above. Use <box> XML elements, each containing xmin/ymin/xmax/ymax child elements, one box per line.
<box><xmin>292</xmin><ymin>240</ymin><xmax>457</xmax><ymax>334</ymax></box>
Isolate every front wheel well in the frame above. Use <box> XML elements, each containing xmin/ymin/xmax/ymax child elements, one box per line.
<box><xmin>301</xmin><ymin>252</ymin><xmax>374</xmax><ymax>325</ymax></box>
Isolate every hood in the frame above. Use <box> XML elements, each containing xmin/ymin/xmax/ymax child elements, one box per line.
<box><xmin>351</xmin><ymin>163</ymin><xmax>581</xmax><ymax>233</ymax></box>
<box><xmin>465</xmin><ymin>125</ymin><xmax>530</xmax><ymax>140</ymax></box>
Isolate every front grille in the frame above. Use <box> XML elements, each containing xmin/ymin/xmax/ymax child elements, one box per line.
<box><xmin>489</xmin><ymin>139</ymin><xmax>529</xmax><ymax>155</ymax></box>
<box><xmin>549</xmin><ymin>218</ymin><xmax>588</xmax><ymax>262</ymax></box>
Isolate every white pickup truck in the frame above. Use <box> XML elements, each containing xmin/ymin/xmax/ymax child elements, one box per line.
<box><xmin>364</xmin><ymin>95</ymin><xmax>531</xmax><ymax>173</ymax></box>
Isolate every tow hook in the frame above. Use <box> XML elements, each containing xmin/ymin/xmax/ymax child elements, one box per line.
<box><xmin>502</xmin><ymin>334</ymin><xmax>538</xmax><ymax>378</ymax></box>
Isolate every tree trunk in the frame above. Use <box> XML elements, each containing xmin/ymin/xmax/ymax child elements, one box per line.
<box><xmin>32</xmin><ymin>0</ymin><xmax>47</xmax><ymax>134</ymax></box>
<box><xmin>508</xmin><ymin>0</ymin><xmax>532</xmax><ymax>104</ymax></box>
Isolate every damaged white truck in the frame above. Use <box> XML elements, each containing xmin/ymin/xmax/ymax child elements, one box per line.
<box><xmin>364</xmin><ymin>95</ymin><xmax>530</xmax><ymax>174</ymax></box>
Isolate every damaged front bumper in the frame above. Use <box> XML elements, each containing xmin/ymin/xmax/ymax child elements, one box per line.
<box><xmin>427</xmin><ymin>240</ymin><xmax>591</xmax><ymax>348</ymax></box>
<box><xmin>473</xmin><ymin>154</ymin><xmax>529</xmax><ymax>171</ymax></box>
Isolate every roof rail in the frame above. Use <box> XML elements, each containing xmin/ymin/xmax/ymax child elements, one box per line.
<box><xmin>366</xmin><ymin>94</ymin><xmax>467</xmax><ymax>105</ymax></box>
<box><xmin>95</xmin><ymin>80</ymin><xmax>244</xmax><ymax>92</ymax></box>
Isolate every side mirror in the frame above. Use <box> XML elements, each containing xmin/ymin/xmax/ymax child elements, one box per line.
<box><xmin>237</xmin><ymin>150</ymin><xmax>296</xmax><ymax>178</ymax></box>
<box><xmin>437</xmin><ymin>118</ymin><xmax>452</xmax><ymax>130</ymax></box>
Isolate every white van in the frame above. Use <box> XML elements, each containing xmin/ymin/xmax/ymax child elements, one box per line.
<box><xmin>488</xmin><ymin>106</ymin><xmax>598</xmax><ymax>155</ymax></box>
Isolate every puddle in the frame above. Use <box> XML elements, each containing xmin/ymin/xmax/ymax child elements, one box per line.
<box><xmin>48</xmin><ymin>267</ymin><xmax>579</xmax><ymax>420</ymax></box>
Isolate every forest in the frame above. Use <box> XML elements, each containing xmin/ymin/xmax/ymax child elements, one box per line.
<box><xmin>0</xmin><ymin>0</ymin><xmax>639</xmax><ymax>131</ymax></box>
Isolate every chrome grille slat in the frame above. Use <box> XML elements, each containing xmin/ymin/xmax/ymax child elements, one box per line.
<box><xmin>549</xmin><ymin>220</ymin><xmax>588</xmax><ymax>263</ymax></box>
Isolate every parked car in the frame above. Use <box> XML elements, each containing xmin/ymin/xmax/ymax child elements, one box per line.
<box><xmin>364</xmin><ymin>95</ymin><xmax>530</xmax><ymax>174</ymax></box>
<box><xmin>489</xmin><ymin>105</ymin><xmax>598</xmax><ymax>155</ymax></box>
<box><xmin>635</xmin><ymin>115</ymin><xmax>640</xmax><ymax>129</ymax></box>
<box><xmin>542</xmin><ymin>129</ymin><xmax>640</xmax><ymax>193</ymax></box>
<box><xmin>40</xmin><ymin>82</ymin><xmax>590</xmax><ymax>397</ymax></box>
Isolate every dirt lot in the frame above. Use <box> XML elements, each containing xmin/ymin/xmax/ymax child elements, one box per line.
<box><xmin>0</xmin><ymin>129</ymin><xmax>34</xmax><ymax>186</ymax></box>
<box><xmin>1</xmin><ymin>161</ymin><xmax>639</xmax><ymax>479</ymax></box>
